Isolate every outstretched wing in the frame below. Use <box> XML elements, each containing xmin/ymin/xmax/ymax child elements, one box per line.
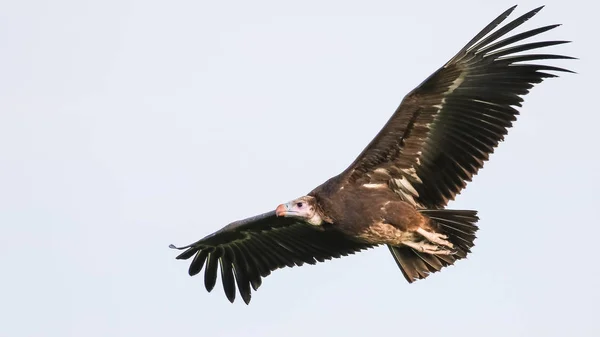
<box><xmin>170</xmin><ymin>211</ymin><xmax>374</xmax><ymax>304</ymax></box>
<box><xmin>342</xmin><ymin>5</ymin><xmax>574</xmax><ymax>209</ymax></box>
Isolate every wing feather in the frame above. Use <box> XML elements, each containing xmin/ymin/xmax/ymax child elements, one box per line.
<box><xmin>170</xmin><ymin>211</ymin><xmax>374</xmax><ymax>304</ymax></box>
<box><xmin>188</xmin><ymin>249</ymin><xmax>209</xmax><ymax>277</ymax></box>
<box><xmin>342</xmin><ymin>5</ymin><xmax>574</xmax><ymax>208</ymax></box>
<box><xmin>204</xmin><ymin>250</ymin><xmax>220</xmax><ymax>292</ymax></box>
<box><xmin>219</xmin><ymin>250</ymin><xmax>236</xmax><ymax>302</ymax></box>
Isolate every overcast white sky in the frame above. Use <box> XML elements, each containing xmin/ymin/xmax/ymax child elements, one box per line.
<box><xmin>1</xmin><ymin>0</ymin><xmax>597</xmax><ymax>336</ymax></box>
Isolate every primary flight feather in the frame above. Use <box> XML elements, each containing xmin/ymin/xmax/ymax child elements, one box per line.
<box><xmin>170</xmin><ymin>5</ymin><xmax>574</xmax><ymax>304</ymax></box>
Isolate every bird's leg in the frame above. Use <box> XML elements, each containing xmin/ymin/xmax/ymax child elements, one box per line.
<box><xmin>402</xmin><ymin>240</ymin><xmax>455</xmax><ymax>255</ymax></box>
<box><xmin>416</xmin><ymin>228</ymin><xmax>454</xmax><ymax>248</ymax></box>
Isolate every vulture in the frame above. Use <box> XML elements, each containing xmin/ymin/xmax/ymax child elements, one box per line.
<box><xmin>170</xmin><ymin>5</ymin><xmax>573</xmax><ymax>304</ymax></box>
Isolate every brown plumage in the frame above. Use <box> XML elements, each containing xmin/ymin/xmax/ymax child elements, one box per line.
<box><xmin>170</xmin><ymin>5</ymin><xmax>574</xmax><ymax>304</ymax></box>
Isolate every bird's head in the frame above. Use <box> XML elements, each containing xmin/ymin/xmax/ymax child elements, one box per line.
<box><xmin>275</xmin><ymin>196</ymin><xmax>323</xmax><ymax>226</ymax></box>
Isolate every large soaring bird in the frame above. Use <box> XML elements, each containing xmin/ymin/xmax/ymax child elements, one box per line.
<box><xmin>170</xmin><ymin>5</ymin><xmax>573</xmax><ymax>304</ymax></box>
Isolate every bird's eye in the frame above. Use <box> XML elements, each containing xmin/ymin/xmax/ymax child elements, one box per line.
<box><xmin>296</xmin><ymin>202</ymin><xmax>303</xmax><ymax>208</ymax></box>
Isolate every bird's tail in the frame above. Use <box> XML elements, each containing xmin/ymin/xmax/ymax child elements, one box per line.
<box><xmin>388</xmin><ymin>209</ymin><xmax>479</xmax><ymax>283</ymax></box>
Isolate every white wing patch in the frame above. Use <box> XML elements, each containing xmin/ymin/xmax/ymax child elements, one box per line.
<box><xmin>400</xmin><ymin>168</ymin><xmax>422</xmax><ymax>183</ymax></box>
<box><xmin>374</xmin><ymin>168</ymin><xmax>390</xmax><ymax>175</ymax></box>
<box><xmin>398</xmin><ymin>191</ymin><xmax>417</xmax><ymax>207</ymax></box>
<box><xmin>447</xmin><ymin>73</ymin><xmax>465</xmax><ymax>95</ymax></box>
<box><xmin>362</xmin><ymin>183</ymin><xmax>387</xmax><ymax>189</ymax></box>
<box><xmin>434</xmin><ymin>73</ymin><xmax>466</xmax><ymax>114</ymax></box>
<box><xmin>395</xmin><ymin>177</ymin><xmax>419</xmax><ymax>196</ymax></box>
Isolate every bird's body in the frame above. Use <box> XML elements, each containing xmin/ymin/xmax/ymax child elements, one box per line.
<box><xmin>309</xmin><ymin>177</ymin><xmax>448</xmax><ymax>250</ymax></box>
<box><xmin>170</xmin><ymin>5</ymin><xmax>574</xmax><ymax>304</ymax></box>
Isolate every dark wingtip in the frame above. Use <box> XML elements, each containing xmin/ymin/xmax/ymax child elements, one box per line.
<box><xmin>496</xmin><ymin>5</ymin><xmax>518</xmax><ymax>23</ymax></box>
<box><xmin>205</xmin><ymin>282</ymin><xmax>215</xmax><ymax>293</ymax></box>
<box><xmin>521</xmin><ymin>5</ymin><xmax>546</xmax><ymax>22</ymax></box>
<box><xmin>505</xmin><ymin>5</ymin><xmax>518</xmax><ymax>16</ymax></box>
<box><xmin>169</xmin><ymin>244</ymin><xmax>177</xmax><ymax>249</ymax></box>
<box><xmin>527</xmin><ymin>5</ymin><xmax>545</xmax><ymax>14</ymax></box>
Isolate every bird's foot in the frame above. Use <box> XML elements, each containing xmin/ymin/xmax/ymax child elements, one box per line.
<box><xmin>403</xmin><ymin>240</ymin><xmax>456</xmax><ymax>255</ymax></box>
<box><xmin>416</xmin><ymin>228</ymin><xmax>454</xmax><ymax>248</ymax></box>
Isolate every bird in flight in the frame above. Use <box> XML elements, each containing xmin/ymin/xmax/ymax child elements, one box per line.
<box><xmin>170</xmin><ymin>5</ymin><xmax>573</xmax><ymax>304</ymax></box>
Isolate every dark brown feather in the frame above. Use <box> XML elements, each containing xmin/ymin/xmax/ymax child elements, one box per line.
<box><xmin>341</xmin><ymin>5</ymin><xmax>573</xmax><ymax>209</ymax></box>
<box><xmin>170</xmin><ymin>211</ymin><xmax>375</xmax><ymax>304</ymax></box>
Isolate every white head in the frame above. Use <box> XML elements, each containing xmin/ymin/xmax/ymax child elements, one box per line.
<box><xmin>275</xmin><ymin>196</ymin><xmax>323</xmax><ymax>226</ymax></box>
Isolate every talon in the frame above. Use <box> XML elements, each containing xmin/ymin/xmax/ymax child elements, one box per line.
<box><xmin>416</xmin><ymin>228</ymin><xmax>454</xmax><ymax>249</ymax></box>
<box><xmin>403</xmin><ymin>240</ymin><xmax>454</xmax><ymax>255</ymax></box>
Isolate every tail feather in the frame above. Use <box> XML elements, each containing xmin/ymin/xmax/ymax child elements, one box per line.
<box><xmin>420</xmin><ymin>209</ymin><xmax>479</xmax><ymax>255</ymax></box>
<box><xmin>388</xmin><ymin>209</ymin><xmax>479</xmax><ymax>283</ymax></box>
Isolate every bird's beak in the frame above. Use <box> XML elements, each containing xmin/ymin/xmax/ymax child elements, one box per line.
<box><xmin>275</xmin><ymin>203</ymin><xmax>288</xmax><ymax>217</ymax></box>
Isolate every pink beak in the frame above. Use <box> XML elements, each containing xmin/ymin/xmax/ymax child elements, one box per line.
<box><xmin>275</xmin><ymin>204</ymin><xmax>287</xmax><ymax>217</ymax></box>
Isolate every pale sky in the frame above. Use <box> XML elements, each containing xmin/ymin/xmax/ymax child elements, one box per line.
<box><xmin>1</xmin><ymin>0</ymin><xmax>597</xmax><ymax>336</ymax></box>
